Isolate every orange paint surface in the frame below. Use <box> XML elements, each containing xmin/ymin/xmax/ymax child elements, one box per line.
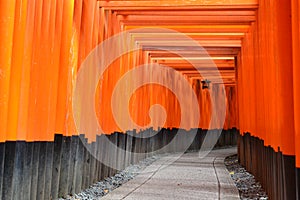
<box><xmin>0</xmin><ymin>0</ymin><xmax>298</xmax><ymax>169</ymax></box>
<box><xmin>238</xmin><ymin>0</ymin><xmax>296</xmax><ymax>156</ymax></box>
<box><xmin>292</xmin><ymin>0</ymin><xmax>300</xmax><ymax>167</ymax></box>
<box><xmin>0</xmin><ymin>0</ymin><xmax>17</xmax><ymax>142</ymax></box>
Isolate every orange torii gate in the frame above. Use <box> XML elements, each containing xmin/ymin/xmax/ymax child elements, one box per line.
<box><xmin>0</xmin><ymin>0</ymin><xmax>299</xmax><ymax>199</ymax></box>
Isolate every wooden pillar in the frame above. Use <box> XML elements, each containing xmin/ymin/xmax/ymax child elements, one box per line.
<box><xmin>274</xmin><ymin>0</ymin><xmax>294</xmax><ymax>156</ymax></box>
<box><xmin>0</xmin><ymin>0</ymin><xmax>17</xmax><ymax>142</ymax></box>
<box><xmin>291</xmin><ymin>0</ymin><xmax>300</xmax><ymax>198</ymax></box>
<box><xmin>253</xmin><ymin>19</ymin><xmax>266</xmax><ymax>140</ymax></box>
<box><xmin>236</xmin><ymin>52</ymin><xmax>244</xmax><ymax>134</ymax></box>
<box><xmin>292</xmin><ymin>0</ymin><xmax>300</xmax><ymax>169</ymax></box>
<box><xmin>55</xmin><ymin>0</ymin><xmax>76</xmax><ymax>136</ymax></box>
<box><xmin>6</xmin><ymin>0</ymin><xmax>28</xmax><ymax>140</ymax></box>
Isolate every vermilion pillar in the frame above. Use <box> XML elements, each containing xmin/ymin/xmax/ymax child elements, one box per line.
<box><xmin>6</xmin><ymin>0</ymin><xmax>28</xmax><ymax>140</ymax></box>
<box><xmin>275</xmin><ymin>0</ymin><xmax>295</xmax><ymax>156</ymax></box>
<box><xmin>0</xmin><ymin>0</ymin><xmax>17</xmax><ymax>142</ymax></box>
<box><xmin>292</xmin><ymin>0</ymin><xmax>300</xmax><ymax>168</ymax></box>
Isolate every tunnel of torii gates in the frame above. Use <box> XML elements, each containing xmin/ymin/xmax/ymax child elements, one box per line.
<box><xmin>0</xmin><ymin>0</ymin><xmax>300</xmax><ymax>199</ymax></box>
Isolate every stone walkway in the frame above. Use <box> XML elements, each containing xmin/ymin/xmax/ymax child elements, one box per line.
<box><xmin>101</xmin><ymin>147</ymin><xmax>239</xmax><ymax>200</ymax></box>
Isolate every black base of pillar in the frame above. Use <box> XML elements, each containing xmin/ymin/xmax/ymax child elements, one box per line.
<box><xmin>238</xmin><ymin>133</ymin><xmax>297</xmax><ymax>200</ymax></box>
<box><xmin>0</xmin><ymin>128</ymin><xmax>238</xmax><ymax>199</ymax></box>
<box><xmin>296</xmin><ymin>168</ymin><xmax>300</xmax><ymax>200</ymax></box>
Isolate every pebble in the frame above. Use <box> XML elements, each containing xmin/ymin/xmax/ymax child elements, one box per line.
<box><xmin>225</xmin><ymin>155</ymin><xmax>269</xmax><ymax>200</ymax></box>
<box><xmin>58</xmin><ymin>155</ymin><xmax>160</xmax><ymax>200</ymax></box>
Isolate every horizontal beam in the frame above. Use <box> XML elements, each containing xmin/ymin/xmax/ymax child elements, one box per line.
<box><xmin>148</xmin><ymin>49</ymin><xmax>240</xmax><ymax>57</ymax></box>
<box><xmin>132</xmin><ymin>32</ymin><xmax>245</xmax><ymax>37</ymax></box>
<box><xmin>143</xmin><ymin>46</ymin><xmax>240</xmax><ymax>52</ymax></box>
<box><xmin>121</xmin><ymin>21</ymin><xmax>252</xmax><ymax>26</ymax></box>
<box><xmin>155</xmin><ymin>61</ymin><xmax>235</xmax><ymax>69</ymax></box>
<box><xmin>99</xmin><ymin>0</ymin><xmax>258</xmax><ymax>7</ymax></box>
<box><xmin>139</xmin><ymin>40</ymin><xmax>242</xmax><ymax>47</ymax></box>
<box><xmin>176</xmin><ymin>69</ymin><xmax>234</xmax><ymax>72</ymax></box>
<box><xmin>115</xmin><ymin>10</ymin><xmax>256</xmax><ymax>16</ymax></box>
<box><xmin>186</xmin><ymin>75</ymin><xmax>235</xmax><ymax>79</ymax></box>
<box><xmin>182</xmin><ymin>72</ymin><xmax>235</xmax><ymax>75</ymax></box>
<box><xmin>131</xmin><ymin>34</ymin><xmax>245</xmax><ymax>41</ymax></box>
<box><xmin>151</xmin><ymin>56</ymin><xmax>235</xmax><ymax>61</ymax></box>
<box><xmin>155</xmin><ymin>58</ymin><xmax>234</xmax><ymax>64</ymax></box>
<box><xmin>171</xmin><ymin>64</ymin><xmax>235</xmax><ymax>71</ymax></box>
<box><xmin>161</xmin><ymin>64</ymin><xmax>235</xmax><ymax>69</ymax></box>
<box><xmin>125</xmin><ymin>25</ymin><xmax>251</xmax><ymax>33</ymax></box>
<box><xmin>118</xmin><ymin>15</ymin><xmax>256</xmax><ymax>24</ymax></box>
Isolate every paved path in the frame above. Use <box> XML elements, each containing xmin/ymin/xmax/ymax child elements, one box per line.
<box><xmin>101</xmin><ymin>147</ymin><xmax>239</xmax><ymax>200</ymax></box>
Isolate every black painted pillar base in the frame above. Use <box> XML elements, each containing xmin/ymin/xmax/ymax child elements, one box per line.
<box><xmin>0</xmin><ymin>128</ymin><xmax>239</xmax><ymax>199</ymax></box>
<box><xmin>238</xmin><ymin>133</ymin><xmax>298</xmax><ymax>200</ymax></box>
<box><xmin>283</xmin><ymin>155</ymin><xmax>296</xmax><ymax>200</ymax></box>
<box><xmin>296</xmin><ymin>168</ymin><xmax>300</xmax><ymax>200</ymax></box>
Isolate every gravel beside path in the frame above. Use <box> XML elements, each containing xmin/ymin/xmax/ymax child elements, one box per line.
<box><xmin>59</xmin><ymin>155</ymin><xmax>160</xmax><ymax>200</ymax></box>
<box><xmin>224</xmin><ymin>155</ymin><xmax>269</xmax><ymax>200</ymax></box>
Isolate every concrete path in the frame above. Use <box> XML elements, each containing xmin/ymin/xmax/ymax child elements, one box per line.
<box><xmin>101</xmin><ymin>147</ymin><xmax>239</xmax><ymax>200</ymax></box>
